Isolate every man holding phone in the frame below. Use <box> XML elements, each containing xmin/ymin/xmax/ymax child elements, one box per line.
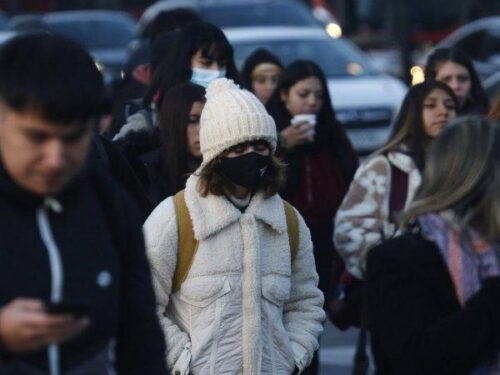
<box><xmin>0</xmin><ymin>34</ymin><xmax>166</xmax><ymax>374</ymax></box>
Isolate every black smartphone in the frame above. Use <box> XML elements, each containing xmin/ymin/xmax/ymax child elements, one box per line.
<box><xmin>46</xmin><ymin>302</ymin><xmax>90</xmax><ymax>318</ymax></box>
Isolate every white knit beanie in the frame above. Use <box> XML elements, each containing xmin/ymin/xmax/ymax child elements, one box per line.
<box><xmin>199</xmin><ymin>78</ymin><xmax>277</xmax><ymax>167</ymax></box>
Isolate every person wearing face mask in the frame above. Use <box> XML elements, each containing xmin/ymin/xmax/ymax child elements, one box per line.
<box><xmin>143</xmin><ymin>21</ymin><xmax>240</xmax><ymax>110</ymax></box>
<box><xmin>144</xmin><ymin>78</ymin><xmax>325</xmax><ymax>375</ymax></box>
<box><xmin>425</xmin><ymin>47</ymin><xmax>489</xmax><ymax>115</ymax></box>
<box><xmin>115</xmin><ymin>22</ymin><xmax>238</xmax><ymax>144</ymax></box>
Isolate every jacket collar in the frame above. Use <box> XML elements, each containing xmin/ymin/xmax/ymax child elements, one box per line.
<box><xmin>387</xmin><ymin>150</ymin><xmax>418</xmax><ymax>174</ymax></box>
<box><xmin>184</xmin><ymin>174</ymin><xmax>287</xmax><ymax>240</ymax></box>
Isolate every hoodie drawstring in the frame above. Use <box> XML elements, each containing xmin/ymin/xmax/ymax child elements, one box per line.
<box><xmin>36</xmin><ymin>197</ymin><xmax>64</xmax><ymax>375</ymax></box>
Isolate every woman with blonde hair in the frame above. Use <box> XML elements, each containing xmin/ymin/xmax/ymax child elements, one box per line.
<box><xmin>367</xmin><ymin>116</ymin><xmax>500</xmax><ymax>375</ymax></box>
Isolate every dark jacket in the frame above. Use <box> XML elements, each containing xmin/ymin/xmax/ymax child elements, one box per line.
<box><xmin>141</xmin><ymin>148</ymin><xmax>202</xmax><ymax>207</ymax></box>
<box><xmin>0</xmin><ymin>160</ymin><xmax>166</xmax><ymax>374</ymax></box>
<box><xmin>367</xmin><ymin>231</ymin><xmax>500</xmax><ymax>375</ymax></box>
<box><xmin>266</xmin><ymin>101</ymin><xmax>358</xmax><ymax>226</ymax></box>
<box><xmin>90</xmin><ymin>133</ymin><xmax>153</xmax><ymax>220</ymax></box>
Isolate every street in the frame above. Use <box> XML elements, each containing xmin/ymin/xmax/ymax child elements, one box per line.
<box><xmin>319</xmin><ymin>321</ymin><xmax>373</xmax><ymax>375</ymax></box>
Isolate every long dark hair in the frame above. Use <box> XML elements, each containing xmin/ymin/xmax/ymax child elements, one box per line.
<box><xmin>425</xmin><ymin>47</ymin><xmax>489</xmax><ymax>115</ymax></box>
<box><xmin>158</xmin><ymin>82</ymin><xmax>205</xmax><ymax>194</ymax></box>
<box><xmin>377</xmin><ymin>80</ymin><xmax>458</xmax><ymax>170</ymax></box>
<box><xmin>266</xmin><ymin>59</ymin><xmax>358</xmax><ymax>185</ymax></box>
<box><xmin>144</xmin><ymin>21</ymin><xmax>239</xmax><ymax>107</ymax></box>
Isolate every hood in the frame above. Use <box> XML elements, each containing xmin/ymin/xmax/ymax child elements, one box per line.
<box><xmin>0</xmin><ymin>158</ymin><xmax>89</xmax><ymax>210</ymax></box>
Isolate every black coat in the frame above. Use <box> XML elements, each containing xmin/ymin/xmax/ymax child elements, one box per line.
<box><xmin>367</xmin><ymin>231</ymin><xmax>500</xmax><ymax>375</ymax></box>
<box><xmin>0</xmin><ymin>161</ymin><xmax>166</xmax><ymax>374</ymax></box>
<box><xmin>90</xmin><ymin>133</ymin><xmax>153</xmax><ymax>220</ymax></box>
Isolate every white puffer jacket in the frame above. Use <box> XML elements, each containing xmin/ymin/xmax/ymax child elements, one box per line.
<box><xmin>144</xmin><ymin>175</ymin><xmax>325</xmax><ymax>375</ymax></box>
<box><xmin>334</xmin><ymin>151</ymin><xmax>422</xmax><ymax>279</ymax></box>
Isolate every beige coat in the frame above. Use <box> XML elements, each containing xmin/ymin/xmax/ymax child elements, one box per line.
<box><xmin>334</xmin><ymin>151</ymin><xmax>422</xmax><ymax>279</ymax></box>
<box><xmin>144</xmin><ymin>174</ymin><xmax>325</xmax><ymax>375</ymax></box>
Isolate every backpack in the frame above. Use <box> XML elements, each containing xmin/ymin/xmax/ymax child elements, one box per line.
<box><xmin>171</xmin><ymin>190</ymin><xmax>299</xmax><ymax>293</ymax></box>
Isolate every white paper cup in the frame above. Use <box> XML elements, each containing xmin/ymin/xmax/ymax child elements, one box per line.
<box><xmin>291</xmin><ymin>113</ymin><xmax>317</xmax><ymax>126</ymax></box>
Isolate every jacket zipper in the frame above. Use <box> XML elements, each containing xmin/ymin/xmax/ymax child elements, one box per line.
<box><xmin>36</xmin><ymin>197</ymin><xmax>64</xmax><ymax>375</ymax></box>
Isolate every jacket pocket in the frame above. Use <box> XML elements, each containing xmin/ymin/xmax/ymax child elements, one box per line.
<box><xmin>178</xmin><ymin>277</ymin><xmax>231</xmax><ymax>308</ymax></box>
<box><xmin>262</xmin><ymin>274</ymin><xmax>295</xmax><ymax>372</ymax></box>
<box><xmin>262</xmin><ymin>274</ymin><xmax>291</xmax><ymax>307</ymax></box>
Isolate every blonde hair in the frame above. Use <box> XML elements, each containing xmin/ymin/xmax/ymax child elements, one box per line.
<box><xmin>401</xmin><ymin>116</ymin><xmax>500</xmax><ymax>242</ymax></box>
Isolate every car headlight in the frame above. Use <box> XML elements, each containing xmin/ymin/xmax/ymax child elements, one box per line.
<box><xmin>94</xmin><ymin>60</ymin><xmax>104</xmax><ymax>72</ymax></box>
<box><xmin>410</xmin><ymin>65</ymin><xmax>425</xmax><ymax>85</ymax></box>
<box><xmin>326</xmin><ymin>22</ymin><xmax>342</xmax><ymax>39</ymax></box>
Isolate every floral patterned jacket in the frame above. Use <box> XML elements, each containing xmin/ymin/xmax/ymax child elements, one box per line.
<box><xmin>333</xmin><ymin>150</ymin><xmax>422</xmax><ymax>279</ymax></box>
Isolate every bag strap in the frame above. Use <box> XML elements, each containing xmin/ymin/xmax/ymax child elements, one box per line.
<box><xmin>389</xmin><ymin>162</ymin><xmax>409</xmax><ymax>225</ymax></box>
<box><xmin>171</xmin><ymin>192</ymin><xmax>299</xmax><ymax>293</ymax></box>
<box><xmin>283</xmin><ymin>200</ymin><xmax>299</xmax><ymax>262</ymax></box>
<box><xmin>172</xmin><ymin>190</ymin><xmax>198</xmax><ymax>293</ymax></box>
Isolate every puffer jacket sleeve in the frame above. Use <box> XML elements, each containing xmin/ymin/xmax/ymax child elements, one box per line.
<box><xmin>334</xmin><ymin>155</ymin><xmax>394</xmax><ymax>279</ymax></box>
<box><xmin>143</xmin><ymin>197</ymin><xmax>191</xmax><ymax>371</ymax></box>
<box><xmin>112</xmin><ymin>111</ymin><xmax>154</xmax><ymax>141</ymax></box>
<box><xmin>283</xmin><ymin>209</ymin><xmax>326</xmax><ymax>372</ymax></box>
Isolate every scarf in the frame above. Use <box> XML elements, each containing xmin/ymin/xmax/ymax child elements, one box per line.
<box><xmin>418</xmin><ymin>212</ymin><xmax>500</xmax><ymax>375</ymax></box>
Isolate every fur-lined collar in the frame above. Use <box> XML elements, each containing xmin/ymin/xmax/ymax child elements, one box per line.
<box><xmin>184</xmin><ymin>174</ymin><xmax>287</xmax><ymax>240</ymax></box>
<box><xmin>387</xmin><ymin>150</ymin><xmax>418</xmax><ymax>174</ymax></box>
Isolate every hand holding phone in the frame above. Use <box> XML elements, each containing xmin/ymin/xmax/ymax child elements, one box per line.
<box><xmin>46</xmin><ymin>301</ymin><xmax>90</xmax><ymax>318</ymax></box>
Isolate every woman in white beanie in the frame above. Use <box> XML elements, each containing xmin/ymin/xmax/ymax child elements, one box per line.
<box><xmin>144</xmin><ymin>78</ymin><xmax>325</xmax><ymax>375</ymax></box>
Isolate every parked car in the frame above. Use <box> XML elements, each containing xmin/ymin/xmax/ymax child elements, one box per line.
<box><xmin>225</xmin><ymin>27</ymin><xmax>407</xmax><ymax>153</ymax></box>
<box><xmin>483</xmin><ymin>70</ymin><xmax>500</xmax><ymax>100</ymax></box>
<box><xmin>411</xmin><ymin>16</ymin><xmax>500</xmax><ymax>84</ymax></box>
<box><xmin>0</xmin><ymin>11</ymin><xmax>8</xmax><ymax>31</ymax></box>
<box><xmin>434</xmin><ymin>16</ymin><xmax>500</xmax><ymax>80</ymax></box>
<box><xmin>0</xmin><ymin>31</ymin><xmax>16</xmax><ymax>46</ymax></box>
<box><xmin>9</xmin><ymin>10</ymin><xmax>136</xmax><ymax>82</ymax></box>
<box><xmin>138</xmin><ymin>0</ymin><xmax>342</xmax><ymax>37</ymax></box>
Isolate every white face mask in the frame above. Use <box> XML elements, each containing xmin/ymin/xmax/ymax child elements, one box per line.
<box><xmin>190</xmin><ymin>67</ymin><xmax>226</xmax><ymax>88</ymax></box>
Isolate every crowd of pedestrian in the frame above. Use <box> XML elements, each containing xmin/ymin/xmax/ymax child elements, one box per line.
<box><xmin>0</xmin><ymin>9</ymin><xmax>498</xmax><ymax>375</ymax></box>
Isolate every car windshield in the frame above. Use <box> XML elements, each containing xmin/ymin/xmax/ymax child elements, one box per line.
<box><xmin>202</xmin><ymin>3</ymin><xmax>320</xmax><ymax>28</ymax></box>
<box><xmin>232</xmin><ymin>38</ymin><xmax>377</xmax><ymax>78</ymax></box>
<box><xmin>47</xmin><ymin>19</ymin><xmax>135</xmax><ymax>50</ymax></box>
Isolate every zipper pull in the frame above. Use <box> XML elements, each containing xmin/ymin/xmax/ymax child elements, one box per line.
<box><xmin>173</xmin><ymin>342</ymin><xmax>192</xmax><ymax>375</ymax></box>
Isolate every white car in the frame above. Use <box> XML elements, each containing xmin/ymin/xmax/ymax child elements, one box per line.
<box><xmin>225</xmin><ymin>27</ymin><xmax>407</xmax><ymax>153</ymax></box>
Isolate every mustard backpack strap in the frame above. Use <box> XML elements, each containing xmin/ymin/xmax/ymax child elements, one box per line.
<box><xmin>172</xmin><ymin>190</ymin><xmax>199</xmax><ymax>293</ymax></box>
<box><xmin>283</xmin><ymin>200</ymin><xmax>299</xmax><ymax>262</ymax></box>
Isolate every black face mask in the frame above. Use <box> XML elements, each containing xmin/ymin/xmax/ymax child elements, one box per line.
<box><xmin>219</xmin><ymin>152</ymin><xmax>269</xmax><ymax>189</ymax></box>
